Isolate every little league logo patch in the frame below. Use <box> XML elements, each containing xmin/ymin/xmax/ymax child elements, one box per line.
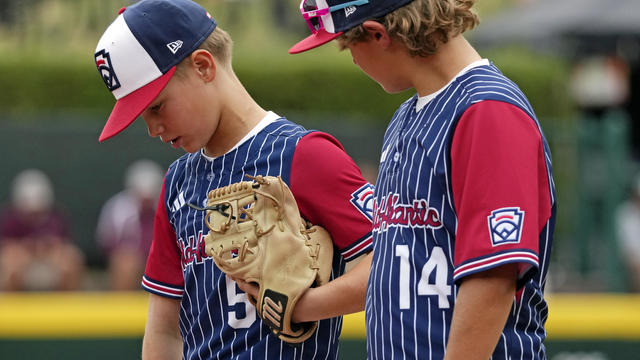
<box><xmin>488</xmin><ymin>207</ymin><xmax>525</xmax><ymax>246</ymax></box>
<box><xmin>94</xmin><ymin>49</ymin><xmax>121</xmax><ymax>92</ymax></box>
<box><xmin>350</xmin><ymin>183</ymin><xmax>374</xmax><ymax>220</ymax></box>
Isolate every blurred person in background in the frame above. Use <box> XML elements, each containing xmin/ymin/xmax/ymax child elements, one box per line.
<box><xmin>616</xmin><ymin>173</ymin><xmax>640</xmax><ymax>292</ymax></box>
<box><xmin>96</xmin><ymin>159</ymin><xmax>163</xmax><ymax>291</ymax></box>
<box><xmin>0</xmin><ymin>168</ymin><xmax>85</xmax><ymax>291</ymax></box>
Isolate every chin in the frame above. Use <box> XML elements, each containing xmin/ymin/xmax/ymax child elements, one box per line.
<box><xmin>181</xmin><ymin>143</ymin><xmax>199</xmax><ymax>154</ymax></box>
<box><xmin>381</xmin><ymin>83</ymin><xmax>412</xmax><ymax>94</ymax></box>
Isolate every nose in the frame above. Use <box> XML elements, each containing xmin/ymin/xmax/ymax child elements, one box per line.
<box><xmin>143</xmin><ymin>117</ymin><xmax>165</xmax><ymax>138</ymax></box>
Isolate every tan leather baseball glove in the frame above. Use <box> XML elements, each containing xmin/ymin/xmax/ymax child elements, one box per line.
<box><xmin>200</xmin><ymin>175</ymin><xmax>333</xmax><ymax>344</ymax></box>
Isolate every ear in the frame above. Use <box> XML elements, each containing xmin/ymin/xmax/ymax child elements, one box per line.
<box><xmin>189</xmin><ymin>49</ymin><xmax>217</xmax><ymax>82</ymax></box>
<box><xmin>362</xmin><ymin>20</ymin><xmax>391</xmax><ymax>47</ymax></box>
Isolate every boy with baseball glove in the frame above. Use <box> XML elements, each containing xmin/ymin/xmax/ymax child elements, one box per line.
<box><xmin>94</xmin><ymin>0</ymin><xmax>374</xmax><ymax>358</ymax></box>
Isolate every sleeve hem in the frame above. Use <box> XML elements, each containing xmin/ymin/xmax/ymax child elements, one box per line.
<box><xmin>453</xmin><ymin>250</ymin><xmax>539</xmax><ymax>283</ymax></box>
<box><xmin>141</xmin><ymin>275</ymin><xmax>183</xmax><ymax>299</ymax></box>
<box><xmin>341</xmin><ymin>233</ymin><xmax>373</xmax><ymax>261</ymax></box>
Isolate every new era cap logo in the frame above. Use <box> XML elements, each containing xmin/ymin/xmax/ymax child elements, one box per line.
<box><xmin>345</xmin><ymin>5</ymin><xmax>357</xmax><ymax>17</ymax></box>
<box><xmin>167</xmin><ymin>40</ymin><xmax>184</xmax><ymax>54</ymax></box>
<box><xmin>95</xmin><ymin>49</ymin><xmax>120</xmax><ymax>92</ymax></box>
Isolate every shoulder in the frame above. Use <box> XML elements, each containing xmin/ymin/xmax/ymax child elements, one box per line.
<box><xmin>265</xmin><ymin>117</ymin><xmax>309</xmax><ymax>139</ymax></box>
<box><xmin>45</xmin><ymin>206</ymin><xmax>72</xmax><ymax>226</ymax></box>
<box><xmin>297</xmin><ymin>131</ymin><xmax>344</xmax><ymax>150</ymax></box>
<box><xmin>459</xmin><ymin>63</ymin><xmax>511</xmax><ymax>84</ymax></box>
<box><xmin>457</xmin><ymin>64</ymin><xmax>536</xmax><ymax>117</ymax></box>
<box><xmin>291</xmin><ymin>131</ymin><xmax>347</xmax><ymax>178</ymax></box>
<box><xmin>456</xmin><ymin>100</ymin><xmax>541</xmax><ymax>141</ymax></box>
<box><xmin>165</xmin><ymin>153</ymin><xmax>197</xmax><ymax>182</ymax></box>
<box><xmin>291</xmin><ymin>131</ymin><xmax>365</xmax><ymax>190</ymax></box>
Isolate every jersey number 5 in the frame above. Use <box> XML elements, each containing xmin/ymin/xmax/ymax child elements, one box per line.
<box><xmin>396</xmin><ymin>245</ymin><xmax>451</xmax><ymax>309</ymax></box>
<box><xmin>225</xmin><ymin>275</ymin><xmax>257</xmax><ymax>329</ymax></box>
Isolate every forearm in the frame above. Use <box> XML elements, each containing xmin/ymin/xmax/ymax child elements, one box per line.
<box><xmin>444</xmin><ymin>264</ymin><xmax>518</xmax><ymax>360</ymax></box>
<box><xmin>142</xmin><ymin>328</ymin><xmax>183</xmax><ymax>360</ymax></box>
<box><xmin>142</xmin><ymin>294</ymin><xmax>183</xmax><ymax>360</ymax></box>
<box><xmin>292</xmin><ymin>252</ymin><xmax>372</xmax><ymax>323</ymax></box>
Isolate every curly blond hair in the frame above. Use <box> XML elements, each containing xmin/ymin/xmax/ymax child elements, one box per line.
<box><xmin>175</xmin><ymin>26</ymin><xmax>233</xmax><ymax>77</ymax></box>
<box><xmin>337</xmin><ymin>0</ymin><xmax>479</xmax><ymax>57</ymax></box>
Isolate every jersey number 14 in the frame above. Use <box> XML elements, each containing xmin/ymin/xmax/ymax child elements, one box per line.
<box><xmin>396</xmin><ymin>245</ymin><xmax>451</xmax><ymax>309</ymax></box>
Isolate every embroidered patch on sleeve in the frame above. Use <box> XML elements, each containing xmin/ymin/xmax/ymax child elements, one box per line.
<box><xmin>350</xmin><ymin>183</ymin><xmax>374</xmax><ymax>221</ymax></box>
<box><xmin>487</xmin><ymin>207</ymin><xmax>525</xmax><ymax>246</ymax></box>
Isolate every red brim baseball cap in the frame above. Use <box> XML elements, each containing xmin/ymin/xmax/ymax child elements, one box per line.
<box><xmin>99</xmin><ymin>67</ymin><xmax>175</xmax><ymax>142</ymax></box>
<box><xmin>289</xmin><ymin>29</ymin><xmax>343</xmax><ymax>55</ymax></box>
<box><xmin>94</xmin><ymin>0</ymin><xmax>217</xmax><ymax>142</ymax></box>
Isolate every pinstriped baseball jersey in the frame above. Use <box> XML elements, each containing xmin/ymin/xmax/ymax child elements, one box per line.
<box><xmin>142</xmin><ymin>112</ymin><xmax>374</xmax><ymax>359</ymax></box>
<box><xmin>366</xmin><ymin>61</ymin><xmax>556</xmax><ymax>359</ymax></box>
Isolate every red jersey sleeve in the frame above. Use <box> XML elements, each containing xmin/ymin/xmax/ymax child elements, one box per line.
<box><xmin>290</xmin><ymin>132</ymin><xmax>374</xmax><ymax>261</ymax></box>
<box><xmin>141</xmin><ymin>181</ymin><xmax>184</xmax><ymax>299</ymax></box>
<box><xmin>451</xmin><ymin>100</ymin><xmax>552</xmax><ymax>284</ymax></box>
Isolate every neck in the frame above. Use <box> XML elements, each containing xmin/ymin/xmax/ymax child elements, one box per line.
<box><xmin>406</xmin><ymin>35</ymin><xmax>482</xmax><ymax>97</ymax></box>
<box><xmin>203</xmin><ymin>69</ymin><xmax>267</xmax><ymax>158</ymax></box>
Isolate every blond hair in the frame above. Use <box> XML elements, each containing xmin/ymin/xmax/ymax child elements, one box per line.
<box><xmin>175</xmin><ymin>26</ymin><xmax>233</xmax><ymax>77</ymax></box>
<box><xmin>337</xmin><ymin>0</ymin><xmax>479</xmax><ymax>57</ymax></box>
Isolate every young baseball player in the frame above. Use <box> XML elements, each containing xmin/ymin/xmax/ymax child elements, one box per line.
<box><xmin>290</xmin><ymin>0</ymin><xmax>557</xmax><ymax>359</ymax></box>
<box><xmin>93</xmin><ymin>0</ymin><xmax>374</xmax><ymax>358</ymax></box>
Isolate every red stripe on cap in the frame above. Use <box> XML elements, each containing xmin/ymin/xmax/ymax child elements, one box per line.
<box><xmin>99</xmin><ymin>66</ymin><xmax>176</xmax><ymax>142</ymax></box>
<box><xmin>118</xmin><ymin>7</ymin><xmax>126</xmax><ymax>15</ymax></box>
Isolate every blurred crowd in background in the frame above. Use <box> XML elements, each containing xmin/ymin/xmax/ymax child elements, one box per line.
<box><xmin>0</xmin><ymin>158</ymin><xmax>379</xmax><ymax>292</ymax></box>
<box><xmin>1</xmin><ymin>0</ymin><xmax>640</xmax><ymax>294</ymax></box>
<box><xmin>0</xmin><ymin>161</ymin><xmax>163</xmax><ymax>291</ymax></box>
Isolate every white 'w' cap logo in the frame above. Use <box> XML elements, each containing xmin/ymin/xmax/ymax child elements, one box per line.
<box><xmin>167</xmin><ymin>40</ymin><xmax>184</xmax><ymax>54</ymax></box>
<box><xmin>345</xmin><ymin>6</ymin><xmax>357</xmax><ymax>17</ymax></box>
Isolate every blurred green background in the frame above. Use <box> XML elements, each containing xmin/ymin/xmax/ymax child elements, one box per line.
<box><xmin>1</xmin><ymin>0</ymin><xmax>640</xmax><ymax>359</ymax></box>
<box><xmin>0</xmin><ymin>0</ymin><xmax>581</xmax><ymax>280</ymax></box>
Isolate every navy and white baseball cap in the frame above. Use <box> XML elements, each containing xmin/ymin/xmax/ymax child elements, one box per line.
<box><xmin>94</xmin><ymin>0</ymin><xmax>217</xmax><ymax>142</ymax></box>
<box><xmin>289</xmin><ymin>0</ymin><xmax>414</xmax><ymax>54</ymax></box>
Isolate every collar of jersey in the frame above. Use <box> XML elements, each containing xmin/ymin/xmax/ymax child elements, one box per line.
<box><xmin>415</xmin><ymin>58</ymin><xmax>490</xmax><ymax>112</ymax></box>
<box><xmin>200</xmin><ymin>111</ymin><xmax>281</xmax><ymax>161</ymax></box>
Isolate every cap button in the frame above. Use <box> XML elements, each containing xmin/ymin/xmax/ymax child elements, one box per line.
<box><xmin>118</xmin><ymin>7</ymin><xmax>126</xmax><ymax>15</ymax></box>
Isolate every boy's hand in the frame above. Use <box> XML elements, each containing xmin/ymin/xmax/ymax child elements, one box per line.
<box><xmin>235</xmin><ymin>276</ymin><xmax>314</xmax><ymax>324</ymax></box>
<box><xmin>233</xmin><ymin>277</ymin><xmax>259</xmax><ymax>301</ymax></box>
